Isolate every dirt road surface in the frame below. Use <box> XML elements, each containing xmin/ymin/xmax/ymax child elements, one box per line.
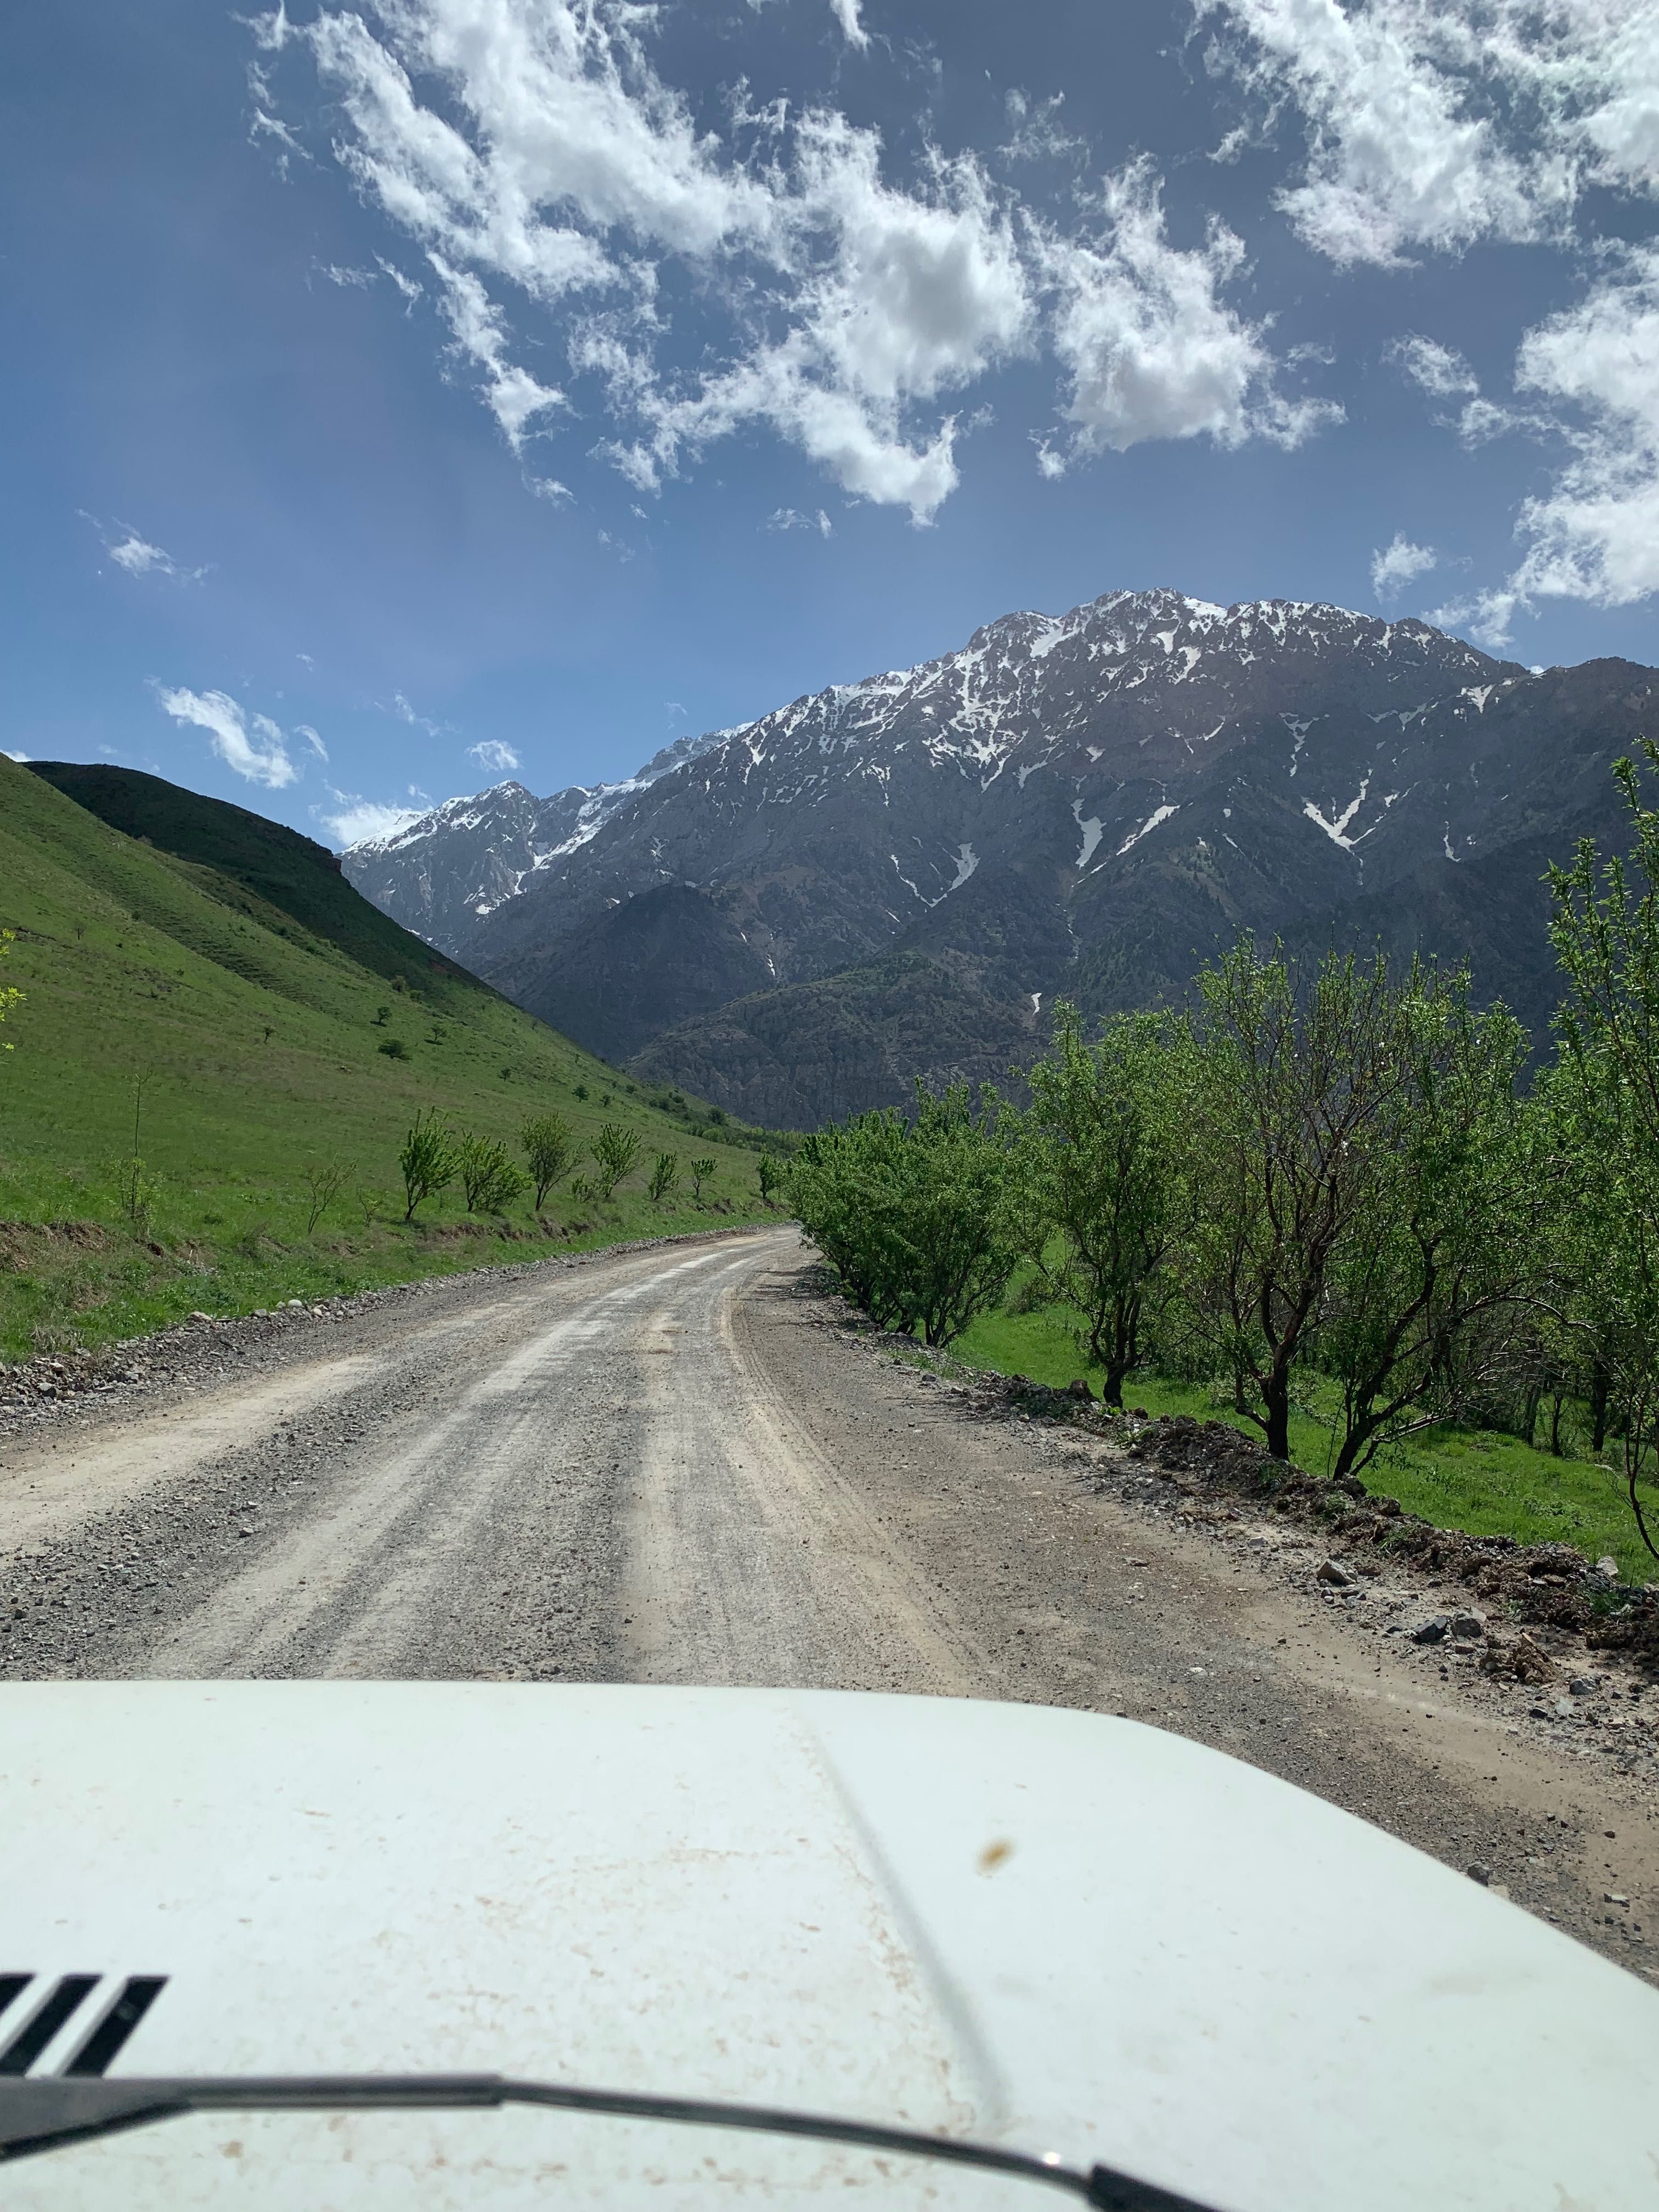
<box><xmin>3</xmin><ymin>1227</ymin><xmax>1656</xmax><ymax>1979</ymax></box>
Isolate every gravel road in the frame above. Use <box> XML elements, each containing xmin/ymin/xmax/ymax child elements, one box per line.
<box><xmin>3</xmin><ymin>1226</ymin><xmax>1656</xmax><ymax>1978</ymax></box>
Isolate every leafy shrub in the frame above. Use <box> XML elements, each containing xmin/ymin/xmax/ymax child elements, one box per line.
<box><xmin>647</xmin><ymin>1152</ymin><xmax>679</xmax><ymax>1205</ymax></box>
<box><xmin>791</xmin><ymin>1084</ymin><xmax>1020</xmax><ymax>1347</ymax></box>
<box><xmin>521</xmin><ymin>1112</ymin><xmax>577</xmax><ymax>1210</ymax></box>
<box><xmin>458</xmin><ymin>1132</ymin><xmax>527</xmax><ymax>1215</ymax></box>
<box><xmin>399</xmin><ymin>1109</ymin><xmax>456</xmax><ymax>1222</ymax></box>
<box><xmin>689</xmin><ymin>1155</ymin><xmax>715</xmax><ymax>1202</ymax></box>
<box><xmin>591</xmin><ymin>1122</ymin><xmax>640</xmax><ymax>1199</ymax></box>
<box><xmin>377</xmin><ymin>1037</ymin><xmax>410</xmax><ymax>1061</ymax></box>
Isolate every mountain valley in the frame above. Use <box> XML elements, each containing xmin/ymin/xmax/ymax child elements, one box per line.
<box><xmin>343</xmin><ymin>590</ymin><xmax>1659</xmax><ymax>1125</ymax></box>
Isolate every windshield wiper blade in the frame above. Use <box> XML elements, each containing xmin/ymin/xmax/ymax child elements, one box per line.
<box><xmin>0</xmin><ymin>2072</ymin><xmax>1220</xmax><ymax>2210</ymax></box>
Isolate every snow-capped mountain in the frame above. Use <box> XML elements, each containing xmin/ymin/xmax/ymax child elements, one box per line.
<box><xmin>342</xmin><ymin>588</ymin><xmax>1657</xmax><ymax>1125</ymax></box>
<box><xmin>340</xmin><ymin>727</ymin><xmax>725</xmax><ymax>951</ymax></box>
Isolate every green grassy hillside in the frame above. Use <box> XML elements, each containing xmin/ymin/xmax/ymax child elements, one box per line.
<box><xmin>0</xmin><ymin>757</ymin><xmax>775</xmax><ymax>1358</ymax></box>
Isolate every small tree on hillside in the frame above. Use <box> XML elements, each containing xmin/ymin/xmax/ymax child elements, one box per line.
<box><xmin>1012</xmin><ymin>1002</ymin><xmax>1188</xmax><ymax>1406</ymax></box>
<box><xmin>689</xmin><ymin>1155</ymin><xmax>715</xmax><ymax>1203</ymax></box>
<box><xmin>648</xmin><ymin>1152</ymin><xmax>680</xmax><ymax>1205</ymax></box>
<box><xmin>2</xmin><ymin>932</ymin><xmax>29</xmax><ymax>1050</ymax></box>
<box><xmin>302</xmin><ymin>1164</ymin><xmax>345</xmax><ymax>1235</ymax></box>
<box><xmin>591</xmin><ymin>1122</ymin><xmax>640</xmax><ymax>1200</ymax></box>
<box><xmin>758</xmin><ymin>1153</ymin><xmax>783</xmax><ymax>1207</ymax></box>
<box><xmin>399</xmin><ymin>1109</ymin><xmax>456</xmax><ymax>1222</ymax></box>
<box><xmin>521</xmin><ymin>1112</ymin><xmax>577</xmax><ymax>1211</ymax></box>
<box><xmin>458</xmin><ymin>1132</ymin><xmax>526</xmax><ymax>1215</ymax></box>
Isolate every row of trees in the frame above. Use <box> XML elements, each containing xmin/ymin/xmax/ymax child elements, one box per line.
<box><xmin>793</xmin><ymin>747</ymin><xmax>1659</xmax><ymax>1558</ymax></box>
<box><xmin>397</xmin><ymin>1111</ymin><xmax>727</xmax><ymax>1222</ymax></box>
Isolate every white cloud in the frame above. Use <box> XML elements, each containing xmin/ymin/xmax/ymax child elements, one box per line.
<box><xmin>318</xmin><ymin>261</ymin><xmax>375</xmax><ymax>287</ymax></box>
<box><xmin>155</xmin><ymin>686</ymin><xmax>299</xmax><ymax>788</ymax></box>
<box><xmin>1370</xmin><ymin>533</ymin><xmax>1437</xmax><ymax>599</ymax></box>
<box><xmin>428</xmin><ymin>252</ymin><xmax>566</xmax><ymax>448</ymax></box>
<box><xmin>828</xmin><ymin>0</ymin><xmax>868</xmax><ymax>49</ymax></box>
<box><xmin>1206</xmin><ymin>0</ymin><xmax>1659</xmax><ymax>268</ymax></box>
<box><xmin>3</xmin><ymin>749</ymin><xmax>30</xmax><ymax>763</ymax></box>
<box><xmin>1387</xmin><ymin>334</ymin><xmax>1478</xmax><ymax>399</ymax></box>
<box><xmin>388</xmin><ymin>690</ymin><xmax>445</xmax><ymax>736</ymax></box>
<box><xmin>297</xmin><ymin>724</ymin><xmax>328</xmax><ymax>761</ymax></box>
<box><xmin>320</xmin><ymin>796</ymin><xmax>425</xmax><ymax>847</ymax></box>
<box><xmin>467</xmin><ymin>738</ymin><xmax>521</xmax><ymax>773</ymax></box>
<box><xmin>376</xmin><ymin>256</ymin><xmax>424</xmax><ymax>308</ymax></box>
<box><xmin>250</xmin><ymin>2</ymin><xmax>1034</xmax><ymax>518</ymax></box>
<box><xmin>92</xmin><ymin>518</ymin><xmax>206</xmax><ymax>583</ymax></box>
<box><xmin>1041</xmin><ymin>161</ymin><xmax>1339</xmax><ymax>461</ymax></box>
<box><xmin>1509</xmin><ymin>249</ymin><xmax>1659</xmax><ymax>607</ymax></box>
<box><xmin>767</xmin><ymin>506</ymin><xmax>834</xmax><ymax>535</ymax></box>
<box><xmin>1427</xmin><ymin>586</ymin><xmax>1521</xmax><ymax>651</ymax></box>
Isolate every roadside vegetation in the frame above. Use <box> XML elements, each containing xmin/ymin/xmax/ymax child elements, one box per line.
<box><xmin>793</xmin><ymin>747</ymin><xmax>1659</xmax><ymax>1581</ymax></box>
<box><xmin>0</xmin><ymin>758</ymin><xmax>786</xmax><ymax>1359</ymax></box>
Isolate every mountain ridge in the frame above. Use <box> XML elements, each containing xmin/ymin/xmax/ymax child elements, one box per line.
<box><xmin>338</xmin><ymin>588</ymin><xmax>1655</xmax><ymax>1125</ymax></box>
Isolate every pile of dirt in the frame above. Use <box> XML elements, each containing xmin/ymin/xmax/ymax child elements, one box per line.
<box><xmin>1087</xmin><ymin>1407</ymin><xmax>1659</xmax><ymax>1670</ymax></box>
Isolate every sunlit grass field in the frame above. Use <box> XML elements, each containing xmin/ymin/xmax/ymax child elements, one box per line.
<box><xmin>0</xmin><ymin>757</ymin><xmax>775</xmax><ymax>1358</ymax></box>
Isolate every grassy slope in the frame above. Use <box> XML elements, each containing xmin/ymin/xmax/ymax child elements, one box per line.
<box><xmin>952</xmin><ymin>1294</ymin><xmax>1657</xmax><ymax>1583</ymax></box>
<box><xmin>0</xmin><ymin>757</ymin><xmax>774</xmax><ymax>1357</ymax></box>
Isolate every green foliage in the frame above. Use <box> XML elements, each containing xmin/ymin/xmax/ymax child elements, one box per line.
<box><xmin>377</xmin><ymin>1037</ymin><xmax>410</xmax><ymax>1060</ymax></box>
<box><xmin>399</xmin><ymin>1110</ymin><xmax>457</xmax><ymax>1222</ymax></box>
<box><xmin>0</xmin><ymin>929</ymin><xmax>23</xmax><ymax>1052</ymax></box>
<box><xmin>647</xmin><ymin>1151</ymin><xmax>680</xmax><ymax>1205</ymax></box>
<box><xmin>1169</xmin><ymin>943</ymin><xmax>1534</xmax><ymax>1474</ymax></box>
<box><xmin>689</xmin><ymin>1155</ymin><xmax>715</xmax><ymax>1202</ymax></box>
<box><xmin>521</xmin><ymin>1112</ymin><xmax>577</xmax><ymax>1211</ymax></box>
<box><xmin>457</xmin><ymin>1131</ymin><xmax>527</xmax><ymax>1215</ymax></box>
<box><xmin>302</xmin><ymin>1163</ymin><xmax>345</xmax><ymax>1235</ymax></box>
<box><xmin>758</xmin><ymin>1152</ymin><xmax>783</xmax><ymax>1206</ymax></box>
<box><xmin>1009</xmin><ymin>1001</ymin><xmax>1187</xmax><ymax>1406</ymax></box>
<box><xmin>373</xmin><ymin>1006</ymin><xmax>391</xmax><ymax>1027</ymax></box>
<box><xmin>590</xmin><ymin>1121</ymin><xmax>641</xmax><ymax>1199</ymax></box>
<box><xmin>1546</xmin><ymin>741</ymin><xmax>1659</xmax><ymax>1555</ymax></box>
<box><xmin>116</xmin><ymin>1154</ymin><xmax>161</xmax><ymax>1235</ymax></box>
<box><xmin>792</xmin><ymin>1082</ymin><xmax>1020</xmax><ymax>1347</ymax></box>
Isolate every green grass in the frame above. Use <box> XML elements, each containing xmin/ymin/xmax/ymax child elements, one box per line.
<box><xmin>0</xmin><ymin>756</ymin><xmax>777</xmax><ymax>1357</ymax></box>
<box><xmin>952</xmin><ymin>1296</ymin><xmax>1658</xmax><ymax>1583</ymax></box>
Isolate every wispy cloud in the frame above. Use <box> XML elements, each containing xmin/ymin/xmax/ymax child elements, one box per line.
<box><xmin>319</xmin><ymin>793</ymin><xmax>425</xmax><ymax>846</ymax></box>
<box><xmin>767</xmin><ymin>506</ymin><xmax>833</xmax><ymax>536</ymax></box>
<box><xmin>467</xmin><ymin>738</ymin><xmax>521</xmax><ymax>774</ymax></box>
<box><xmin>87</xmin><ymin>514</ymin><xmax>207</xmax><ymax>583</ymax></box>
<box><xmin>154</xmin><ymin>685</ymin><xmax>300</xmax><ymax>788</ymax></box>
<box><xmin>827</xmin><ymin>0</ymin><xmax>868</xmax><ymax>50</ymax></box>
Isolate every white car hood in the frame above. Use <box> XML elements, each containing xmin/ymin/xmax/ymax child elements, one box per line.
<box><xmin>1</xmin><ymin>1681</ymin><xmax>1654</xmax><ymax>2210</ymax></box>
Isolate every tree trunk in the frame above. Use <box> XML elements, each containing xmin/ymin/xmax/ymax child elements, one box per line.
<box><xmin>1591</xmin><ymin>1361</ymin><xmax>1612</xmax><ymax>1454</ymax></box>
<box><xmin>1263</xmin><ymin>1373</ymin><xmax>1291</xmax><ymax>1462</ymax></box>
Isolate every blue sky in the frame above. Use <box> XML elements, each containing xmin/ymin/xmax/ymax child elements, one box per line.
<box><xmin>4</xmin><ymin>0</ymin><xmax>1657</xmax><ymax>844</ymax></box>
